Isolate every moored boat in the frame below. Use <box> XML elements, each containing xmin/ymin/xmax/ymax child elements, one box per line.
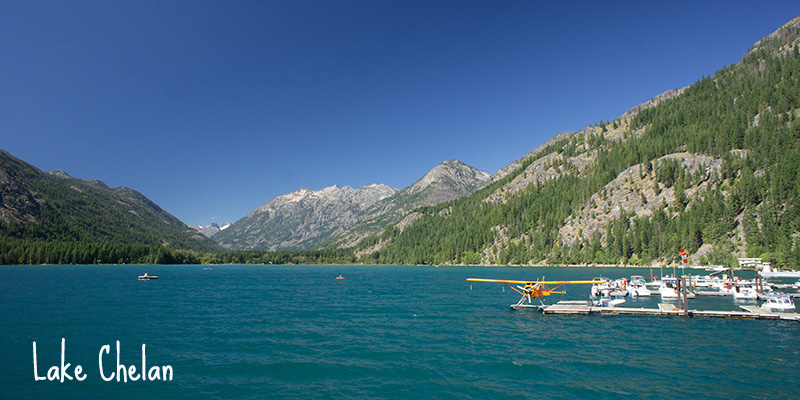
<box><xmin>659</xmin><ymin>277</ymin><xmax>695</xmax><ymax>299</ymax></box>
<box><xmin>591</xmin><ymin>278</ymin><xmax>627</xmax><ymax>297</ymax></box>
<box><xmin>594</xmin><ymin>298</ymin><xmax>626</xmax><ymax>307</ymax></box>
<box><xmin>760</xmin><ymin>294</ymin><xmax>796</xmax><ymax>312</ymax></box>
<box><xmin>629</xmin><ymin>275</ymin><xmax>651</xmax><ymax>297</ymax></box>
<box><xmin>732</xmin><ymin>283</ymin><xmax>758</xmax><ymax>300</ymax></box>
<box><xmin>759</xmin><ymin>263</ymin><xmax>800</xmax><ymax>278</ymax></box>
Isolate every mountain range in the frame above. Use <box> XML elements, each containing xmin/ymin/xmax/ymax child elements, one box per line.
<box><xmin>2</xmin><ymin>17</ymin><xmax>800</xmax><ymax>268</ymax></box>
<box><xmin>0</xmin><ymin>150</ymin><xmax>221</xmax><ymax>263</ymax></box>
<box><xmin>213</xmin><ymin>159</ymin><xmax>490</xmax><ymax>251</ymax></box>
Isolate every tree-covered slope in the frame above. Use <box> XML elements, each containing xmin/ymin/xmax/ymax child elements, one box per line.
<box><xmin>357</xmin><ymin>17</ymin><xmax>800</xmax><ymax>269</ymax></box>
<box><xmin>0</xmin><ymin>150</ymin><xmax>222</xmax><ymax>263</ymax></box>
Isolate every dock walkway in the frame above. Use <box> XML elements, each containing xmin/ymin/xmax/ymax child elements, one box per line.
<box><xmin>540</xmin><ymin>301</ymin><xmax>800</xmax><ymax>321</ymax></box>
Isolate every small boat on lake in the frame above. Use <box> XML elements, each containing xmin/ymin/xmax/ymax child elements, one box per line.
<box><xmin>760</xmin><ymin>294</ymin><xmax>796</xmax><ymax>312</ymax></box>
<box><xmin>336</xmin><ymin>275</ymin><xmax>345</xmax><ymax>280</ymax></box>
<box><xmin>138</xmin><ymin>273</ymin><xmax>158</xmax><ymax>280</ymax></box>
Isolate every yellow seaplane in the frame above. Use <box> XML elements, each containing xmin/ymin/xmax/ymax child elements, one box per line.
<box><xmin>467</xmin><ymin>277</ymin><xmax>606</xmax><ymax>309</ymax></box>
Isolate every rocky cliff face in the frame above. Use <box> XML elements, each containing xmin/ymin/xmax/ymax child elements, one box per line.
<box><xmin>214</xmin><ymin>160</ymin><xmax>490</xmax><ymax>251</ymax></box>
<box><xmin>557</xmin><ymin>153</ymin><xmax>725</xmax><ymax>247</ymax></box>
<box><xmin>0</xmin><ymin>155</ymin><xmax>48</xmax><ymax>225</ymax></box>
<box><xmin>749</xmin><ymin>16</ymin><xmax>800</xmax><ymax>56</ymax></box>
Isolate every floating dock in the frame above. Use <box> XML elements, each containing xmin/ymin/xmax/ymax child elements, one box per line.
<box><xmin>695</xmin><ymin>291</ymin><xmax>800</xmax><ymax>300</ymax></box>
<box><xmin>540</xmin><ymin>301</ymin><xmax>800</xmax><ymax>321</ymax></box>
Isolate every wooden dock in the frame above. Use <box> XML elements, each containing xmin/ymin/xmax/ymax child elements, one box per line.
<box><xmin>540</xmin><ymin>301</ymin><xmax>800</xmax><ymax>321</ymax></box>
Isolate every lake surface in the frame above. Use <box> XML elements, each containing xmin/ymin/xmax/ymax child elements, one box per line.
<box><xmin>2</xmin><ymin>264</ymin><xmax>799</xmax><ymax>399</ymax></box>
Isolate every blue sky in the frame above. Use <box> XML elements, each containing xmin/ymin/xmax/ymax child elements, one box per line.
<box><xmin>2</xmin><ymin>1</ymin><xmax>798</xmax><ymax>226</ymax></box>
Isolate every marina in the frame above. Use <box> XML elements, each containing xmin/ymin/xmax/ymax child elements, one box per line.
<box><xmin>470</xmin><ymin>260</ymin><xmax>800</xmax><ymax>323</ymax></box>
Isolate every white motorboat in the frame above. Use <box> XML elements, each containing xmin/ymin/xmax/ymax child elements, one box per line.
<box><xmin>138</xmin><ymin>273</ymin><xmax>158</xmax><ymax>280</ymax></box>
<box><xmin>594</xmin><ymin>298</ymin><xmax>626</xmax><ymax>307</ymax></box>
<box><xmin>717</xmin><ymin>281</ymin><xmax>736</xmax><ymax>294</ymax></box>
<box><xmin>628</xmin><ymin>275</ymin><xmax>651</xmax><ymax>297</ymax></box>
<box><xmin>760</xmin><ymin>294</ymin><xmax>796</xmax><ymax>312</ymax></box>
<box><xmin>645</xmin><ymin>275</ymin><xmax>662</xmax><ymax>290</ymax></box>
<box><xmin>759</xmin><ymin>263</ymin><xmax>800</xmax><ymax>278</ymax></box>
<box><xmin>590</xmin><ymin>280</ymin><xmax>608</xmax><ymax>297</ymax></box>
<box><xmin>691</xmin><ymin>275</ymin><xmax>723</xmax><ymax>288</ymax></box>
<box><xmin>733</xmin><ymin>284</ymin><xmax>758</xmax><ymax>300</ymax></box>
<box><xmin>591</xmin><ymin>278</ymin><xmax>628</xmax><ymax>297</ymax></box>
<box><xmin>659</xmin><ymin>277</ymin><xmax>696</xmax><ymax>299</ymax></box>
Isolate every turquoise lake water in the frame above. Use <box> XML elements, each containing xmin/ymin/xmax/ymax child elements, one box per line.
<box><xmin>2</xmin><ymin>264</ymin><xmax>799</xmax><ymax>399</ymax></box>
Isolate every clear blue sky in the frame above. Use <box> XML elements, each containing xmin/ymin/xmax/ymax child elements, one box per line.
<box><xmin>2</xmin><ymin>1</ymin><xmax>797</xmax><ymax>226</ymax></box>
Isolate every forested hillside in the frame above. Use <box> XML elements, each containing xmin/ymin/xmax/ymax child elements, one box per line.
<box><xmin>0</xmin><ymin>151</ymin><xmax>222</xmax><ymax>264</ymax></box>
<box><xmin>357</xmin><ymin>17</ymin><xmax>800</xmax><ymax>269</ymax></box>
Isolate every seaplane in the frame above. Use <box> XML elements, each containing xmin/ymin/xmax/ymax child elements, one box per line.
<box><xmin>467</xmin><ymin>277</ymin><xmax>606</xmax><ymax>310</ymax></box>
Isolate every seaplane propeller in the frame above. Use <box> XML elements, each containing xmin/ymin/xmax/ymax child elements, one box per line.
<box><xmin>523</xmin><ymin>285</ymin><xmax>534</xmax><ymax>303</ymax></box>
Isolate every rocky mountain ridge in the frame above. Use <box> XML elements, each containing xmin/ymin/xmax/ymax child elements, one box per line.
<box><xmin>0</xmin><ymin>150</ymin><xmax>220</xmax><ymax>252</ymax></box>
<box><xmin>330</xmin><ymin>160</ymin><xmax>491</xmax><ymax>249</ymax></box>
<box><xmin>213</xmin><ymin>183</ymin><xmax>398</xmax><ymax>251</ymax></box>
<box><xmin>489</xmin><ymin>88</ymin><xmax>684</xmax><ymax>187</ymax></box>
<box><xmin>191</xmin><ymin>221</ymin><xmax>232</xmax><ymax>237</ymax></box>
<box><xmin>213</xmin><ymin>160</ymin><xmax>490</xmax><ymax>251</ymax></box>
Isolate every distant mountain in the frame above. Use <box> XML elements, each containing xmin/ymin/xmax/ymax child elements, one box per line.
<box><xmin>0</xmin><ymin>150</ymin><xmax>221</xmax><ymax>253</ymax></box>
<box><xmin>213</xmin><ymin>184</ymin><xmax>397</xmax><ymax>251</ymax></box>
<box><xmin>401</xmin><ymin>159</ymin><xmax>492</xmax><ymax>204</ymax></box>
<box><xmin>191</xmin><ymin>221</ymin><xmax>231</xmax><ymax>237</ymax></box>
<box><xmin>214</xmin><ymin>160</ymin><xmax>490</xmax><ymax>251</ymax></box>
<box><xmin>329</xmin><ymin>160</ymin><xmax>491</xmax><ymax>248</ymax></box>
